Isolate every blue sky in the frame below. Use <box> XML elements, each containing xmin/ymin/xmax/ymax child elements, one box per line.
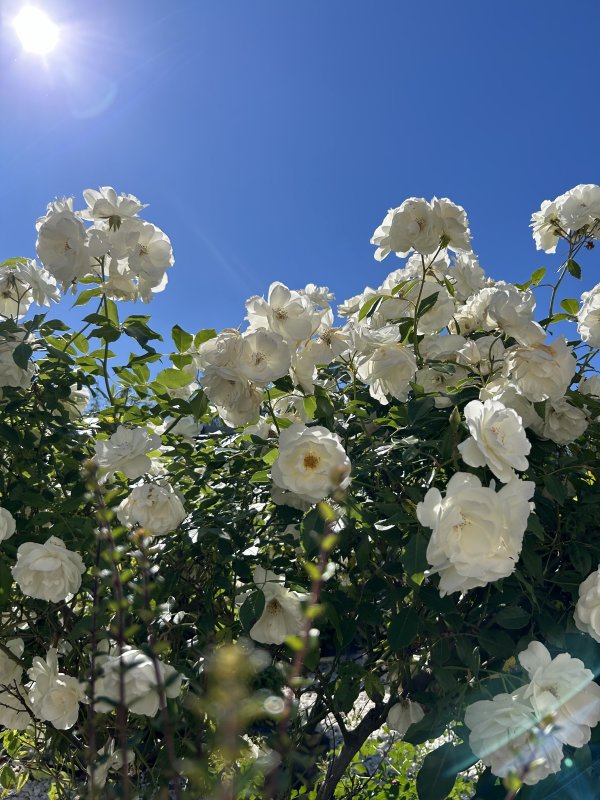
<box><xmin>1</xmin><ymin>0</ymin><xmax>599</xmax><ymax>339</ymax></box>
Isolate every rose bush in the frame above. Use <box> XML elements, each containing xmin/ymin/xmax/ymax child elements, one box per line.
<box><xmin>0</xmin><ymin>184</ymin><xmax>599</xmax><ymax>800</ymax></box>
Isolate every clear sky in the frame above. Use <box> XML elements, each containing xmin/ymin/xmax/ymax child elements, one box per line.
<box><xmin>1</xmin><ymin>0</ymin><xmax>599</xmax><ymax>338</ymax></box>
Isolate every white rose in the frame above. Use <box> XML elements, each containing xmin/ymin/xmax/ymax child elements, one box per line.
<box><xmin>36</xmin><ymin>209</ymin><xmax>90</xmax><ymax>289</ymax></box>
<box><xmin>271</xmin><ymin>485</ymin><xmax>312</xmax><ymax>511</ymax></box>
<box><xmin>248</xmin><ymin>567</ymin><xmax>307</xmax><ymax>645</ymax></box>
<box><xmin>202</xmin><ymin>371</ymin><xmax>263</xmax><ymax>427</ymax></box>
<box><xmin>0</xmin><ymin>638</ymin><xmax>24</xmax><ymax>685</ymax></box>
<box><xmin>89</xmin><ymin>739</ymin><xmax>135</xmax><ymax>789</ymax></box>
<box><xmin>479</xmin><ymin>377</ymin><xmax>538</xmax><ymax>430</ymax></box>
<box><xmin>0</xmin><ymin>339</ymin><xmax>35</xmax><ymax>390</ymax></box>
<box><xmin>535</xmin><ymin>397</ymin><xmax>588</xmax><ymax>445</ymax></box>
<box><xmin>478</xmin><ymin>283</ymin><xmax>545</xmax><ymax>346</ymax></box>
<box><xmin>456</xmin><ymin>335</ymin><xmax>505</xmax><ymax>376</ymax></box>
<box><xmin>27</xmin><ymin>649</ymin><xmax>85</xmax><ymax>730</ymax></box>
<box><xmin>245</xmin><ymin>282</ymin><xmax>321</xmax><ymax>343</ymax></box>
<box><xmin>458</xmin><ymin>399</ymin><xmax>531</xmax><ymax>483</ymax></box>
<box><xmin>81</xmin><ymin>186</ymin><xmax>146</xmax><ymax>224</ymax></box>
<box><xmin>370</xmin><ymin>198</ymin><xmax>441</xmax><ymax>260</ymax></box>
<box><xmin>0</xmin><ymin>684</ymin><xmax>32</xmax><ymax>730</ymax></box>
<box><xmin>0</xmin><ymin>506</ymin><xmax>16</xmax><ymax>542</ymax></box>
<box><xmin>503</xmin><ymin>336</ymin><xmax>576</xmax><ymax>402</ymax></box>
<box><xmin>237</xmin><ymin>328</ymin><xmax>291</xmax><ymax>386</ymax></box>
<box><xmin>556</xmin><ymin>183</ymin><xmax>600</xmax><ymax>232</ymax></box>
<box><xmin>12</xmin><ymin>536</ymin><xmax>85</xmax><ymax>603</ymax></box>
<box><xmin>419</xmin><ymin>334</ymin><xmax>466</xmax><ymax>362</ymax></box>
<box><xmin>579</xmin><ymin>375</ymin><xmax>600</xmax><ymax>398</ymax></box>
<box><xmin>117</xmin><ymin>482</ymin><xmax>186</xmax><ymax>535</ymax></box>
<box><xmin>530</xmin><ymin>198</ymin><xmax>562</xmax><ymax>254</ymax></box>
<box><xmin>431</xmin><ymin>197</ymin><xmax>472</xmax><ymax>253</ymax></box>
<box><xmin>387</xmin><ymin>700</ymin><xmax>425</xmax><ymax>737</ymax></box>
<box><xmin>417</xmin><ymin>473</ymin><xmax>534</xmax><ymax>595</ymax></box>
<box><xmin>415</xmin><ymin>364</ymin><xmax>469</xmax><ymax>408</ymax></box>
<box><xmin>356</xmin><ymin>343</ymin><xmax>417</xmax><ymax>405</ymax></box>
<box><xmin>575</xmin><ymin>567</ymin><xmax>600</xmax><ymax>643</ymax></box>
<box><xmin>464</xmin><ymin>687</ymin><xmax>563</xmax><ymax>785</ymax></box>
<box><xmin>63</xmin><ymin>385</ymin><xmax>90</xmax><ymax>419</ymax></box>
<box><xmin>448</xmin><ymin>253</ymin><xmax>489</xmax><ymax>302</ymax></box>
<box><xmin>271</xmin><ymin>424</ymin><xmax>351</xmax><ymax>504</ymax></box>
<box><xmin>577</xmin><ymin>283</ymin><xmax>600</xmax><ymax>348</ymax></box>
<box><xmin>519</xmin><ymin>641</ymin><xmax>600</xmax><ymax>748</ymax></box>
<box><xmin>94</xmin><ymin>425</ymin><xmax>162</xmax><ymax>481</ymax></box>
<box><xmin>95</xmin><ymin>646</ymin><xmax>181</xmax><ymax>717</ymax></box>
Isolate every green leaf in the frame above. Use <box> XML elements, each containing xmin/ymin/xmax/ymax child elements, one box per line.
<box><xmin>358</xmin><ymin>294</ymin><xmax>383</xmax><ymax>321</ymax></box>
<box><xmin>402</xmin><ymin>534</ymin><xmax>429</xmax><ymax>578</ymax></box>
<box><xmin>388</xmin><ymin>607</ymin><xmax>419</xmax><ymax>651</ymax></box>
<box><xmin>531</xmin><ymin>266</ymin><xmax>546</xmax><ymax>285</ymax></box>
<box><xmin>560</xmin><ymin>298</ymin><xmax>579</xmax><ymax>315</ymax></box>
<box><xmin>478</xmin><ymin>629</ymin><xmax>516</xmax><ymax>658</ymax></box>
<box><xmin>494</xmin><ymin>606</ymin><xmax>530</xmax><ymax>629</ymax></box>
<box><xmin>416</xmin><ymin>742</ymin><xmax>458</xmax><ymax>800</ymax></box>
<box><xmin>172</xmin><ymin>324</ymin><xmax>193</xmax><ymax>352</ymax></box>
<box><xmin>238</xmin><ymin>590</ymin><xmax>265</xmax><ymax>632</ymax></box>
<box><xmin>416</xmin><ymin>291</ymin><xmax>439</xmax><ymax>318</ymax></box>
<box><xmin>0</xmin><ymin>561</ymin><xmax>13</xmax><ymax>608</ymax></box>
<box><xmin>262</xmin><ymin>448</ymin><xmax>279</xmax><ymax>466</ymax></box>
<box><xmin>194</xmin><ymin>328</ymin><xmax>217</xmax><ymax>347</ymax></box>
<box><xmin>303</xmin><ymin>395</ymin><xmax>317</xmax><ymax>420</ymax></box>
<box><xmin>11</xmin><ymin>342</ymin><xmax>32</xmax><ymax>370</ymax></box>
<box><xmin>73</xmin><ymin>287</ymin><xmax>102</xmax><ymax>307</ymax></box>
<box><xmin>154</xmin><ymin>368</ymin><xmax>194</xmax><ymax>389</ymax></box>
<box><xmin>566</xmin><ymin>258</ymin><xmax>581</xmax><ymax>279</ymax></box>
<box><xmin>105</xmin><ymin>299</ymin><xmax>119</xmax><ymax>327</ymax></box>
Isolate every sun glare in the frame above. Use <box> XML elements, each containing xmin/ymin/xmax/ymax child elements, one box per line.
<box><xmin>13</xmin><ymin>6</ymin><xmax>59</xmax><ymax>55</ymax></box>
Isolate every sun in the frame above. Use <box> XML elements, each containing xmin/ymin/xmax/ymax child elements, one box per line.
<box><xmin>13</xmin><ymin>6</ymin><xmax>59</xmax><ymax>55</ymax></box>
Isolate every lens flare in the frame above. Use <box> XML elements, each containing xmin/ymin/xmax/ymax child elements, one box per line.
<box><xmin>13</xmin><ymin>6</ymin><xmax>59</xmax><ymax>55</ymax></box>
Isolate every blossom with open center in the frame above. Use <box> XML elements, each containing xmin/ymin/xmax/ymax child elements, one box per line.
<box><xmin>249</xmin><ymin>567</ymin><xmax>307</xmax><ymax>645</ymax></box>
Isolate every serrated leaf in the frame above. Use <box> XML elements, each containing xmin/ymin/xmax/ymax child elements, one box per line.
<box><xmin>494</xmin><ymin>606</ymin><xmax>530</xmax><ymax>629</ymax></box>
<box><xmin>73</xmin><ymin>287</ymin><xmax>102</xmax><ymax>307</ymax></box>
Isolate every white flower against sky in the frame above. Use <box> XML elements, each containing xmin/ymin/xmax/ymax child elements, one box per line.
<box><xmin>519</xmin><ymin>641</ymin><xmax>600</xmax><ymax>748</ymax></box>
<box><xmin>36</xmin><ymin>209</ymin><xmax>90</xmax><ymax>288</ymax></box>
<box><xmin>431</xmin><ymin>196</ymin><xmax>472</xmax><ymax>253</ymax></box>
<box><xmin>12</xmin><ymin>259</ymin><xmax>60</xmax><ymax>308</ymax></box>
<box><xmin>417</xmin><ymin>473</ymin><xmax>534</xmax><ymax>595</ymax></box>
<box><xmin>456</xmin><ymin>335</ymin><xmax>505</xmax><ymax>376</ymax></box>
<box><xmin>27</xmin><ymin>648</ymin><xmax>85</xmax><ymax>730</ymax></box>
<box><xmin>556</xmin><ymin>184</ymin><xmax>600</xmax><ymax>233</ymax></box>
<box><xmin>246</xmin><ymin>282</ymin><xmax>321</xmax><ymax>343</ymax></box>
<box><xmin>356</xmin><ymin>342</ymin><xmax>417</xmax><ymax>404</ymax></box>
<box><xmin>371</xmin><ymin>198</ymin><xmax>441</xmax><ymax>260</ymax></box>
<box><xmin>81</xmin><ymin>186</ymin><xmax>147</xmax><ymax>225</ymax></box>
<box><xmin>249</xmin><ymin>567</ymin><xmax>307</xmax><ymax>645</ymax></box>
<box><xmin>94</xmin><ymin>425</ymin><xmax>161</xmax><ymax>481</ymax></box>
<box><xmin>271</xmin><ymin>423</ymin><xmax>351</xmax><ymax>504</ymax></box>
<box><xmin>458</xmin><ymin>399</ymin><xmax>531</xmax><ymax>483</ymax></box>
<box><xmin>193</xmin><ymin>329</ymin><xmax>244</xmax><ymax>379</ymax></box>
<box><xmin>531</xmin><ymin>199</ymin><xmax>562</xmax><ymax>253</ymax></box>
<box><xmin>577</xmin><ymin>283</ymin><xmax>600</xmax><ymax>348</ymax></box>
<box><xmin>237</xmin><ymin>328</ymin><xmax>291</xmax><ymax>386</ymax></box>
<box><xmin>0</xmin><ymin>269</ymin><xmax>33</xmax><ymax>319</ymax></box>
<box><xmin>12</xmin><ymin>536</ymin><xmax>85</xmax><ymax>603</ymax></box>
<box><xmin>575</xmin><ymin>566</ymin><xmax>600</xmax><ymax>643</ymax></box>
<box><xmin>478</xmin><ymin>283</ymin><xmax>545</xmax><ymax>345</ymax></box>
<box><xmin>95</xmin><ymin>646</ymin><xmax>181</xmax><ymax>717</ymax></box>
<box><xmin>117</xmin><ymin>482</ymin><xmax>186</xmax><ymax>536</ymax></box>
<box><xmin>503</xmin><ymin>335</ymin><xmax>576</xmax><ymax>402</ymax></box>
<box><xmin>0</xmin><ymin>506</ymin><xmax>16</xmax><ymax>542</ymax></box>
<box><xmin>448</xmin><ymin>252</ymin><xmax>489</xmax><ymax>302</ymax></box>
<box><xmin>387</xmin><ymin>700</ymin><xmax>425</xmax><ymax>737</ymax></box>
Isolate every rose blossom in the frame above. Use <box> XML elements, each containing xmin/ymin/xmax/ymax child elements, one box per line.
<box><xmin>271</xmin><ymin>423</ymin><xmax>351</xmax><ymax>504</ymax></box>
<box><xmin>458</xmin><ymin>399</ymin><xmax>531</xmax><ymax>483</ymax></box>
<box><xmin>12</xmin><ymin>536</ymin><xmax>85</xmax><ymax>603</ymax></box>
<box><xmin>0</xmin><ymin>506</ymin><xmax>16</xmax><ymax>542</ymax></box>
<box><xmin>417</xmin><ymin>473</ymin><xmax>534</xmax><ymax>595</ymax></box>
<box><xmin>248</xmin><ymin>567</ymin><xmax>307</xmax><ymax>645</ymax></box>
<box><xmin>574</xmin><ymin>566</ymin><xmax>600</xmax><ymax>643</ymax></box>
<box><xmin>502</xmin><ymin>336</ymin><xmax>576</xmax><ymax>402</ymax></box>
<box><xmin>27</xmin><ymin>649</ymin><xmax>86</xmax><ymax>730</ymax></box>
<box><xmin>117</xmin><ymin>482</ymin><xmax>186</xmax><ymax>535</ymax></box>
<box><xmin>94</xmin><ymin>425</ymin><xmax>161</xmax><ymax>481</ymax></box>
<box><xmin>95</xmin><ymin>647</ymin><xmax>181</xmax><ymax>717</ymax></box>
<box><xmin>387</xmin><ymin>700</ymin><xmax>425</xmax><ymax>737</ymax></box>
